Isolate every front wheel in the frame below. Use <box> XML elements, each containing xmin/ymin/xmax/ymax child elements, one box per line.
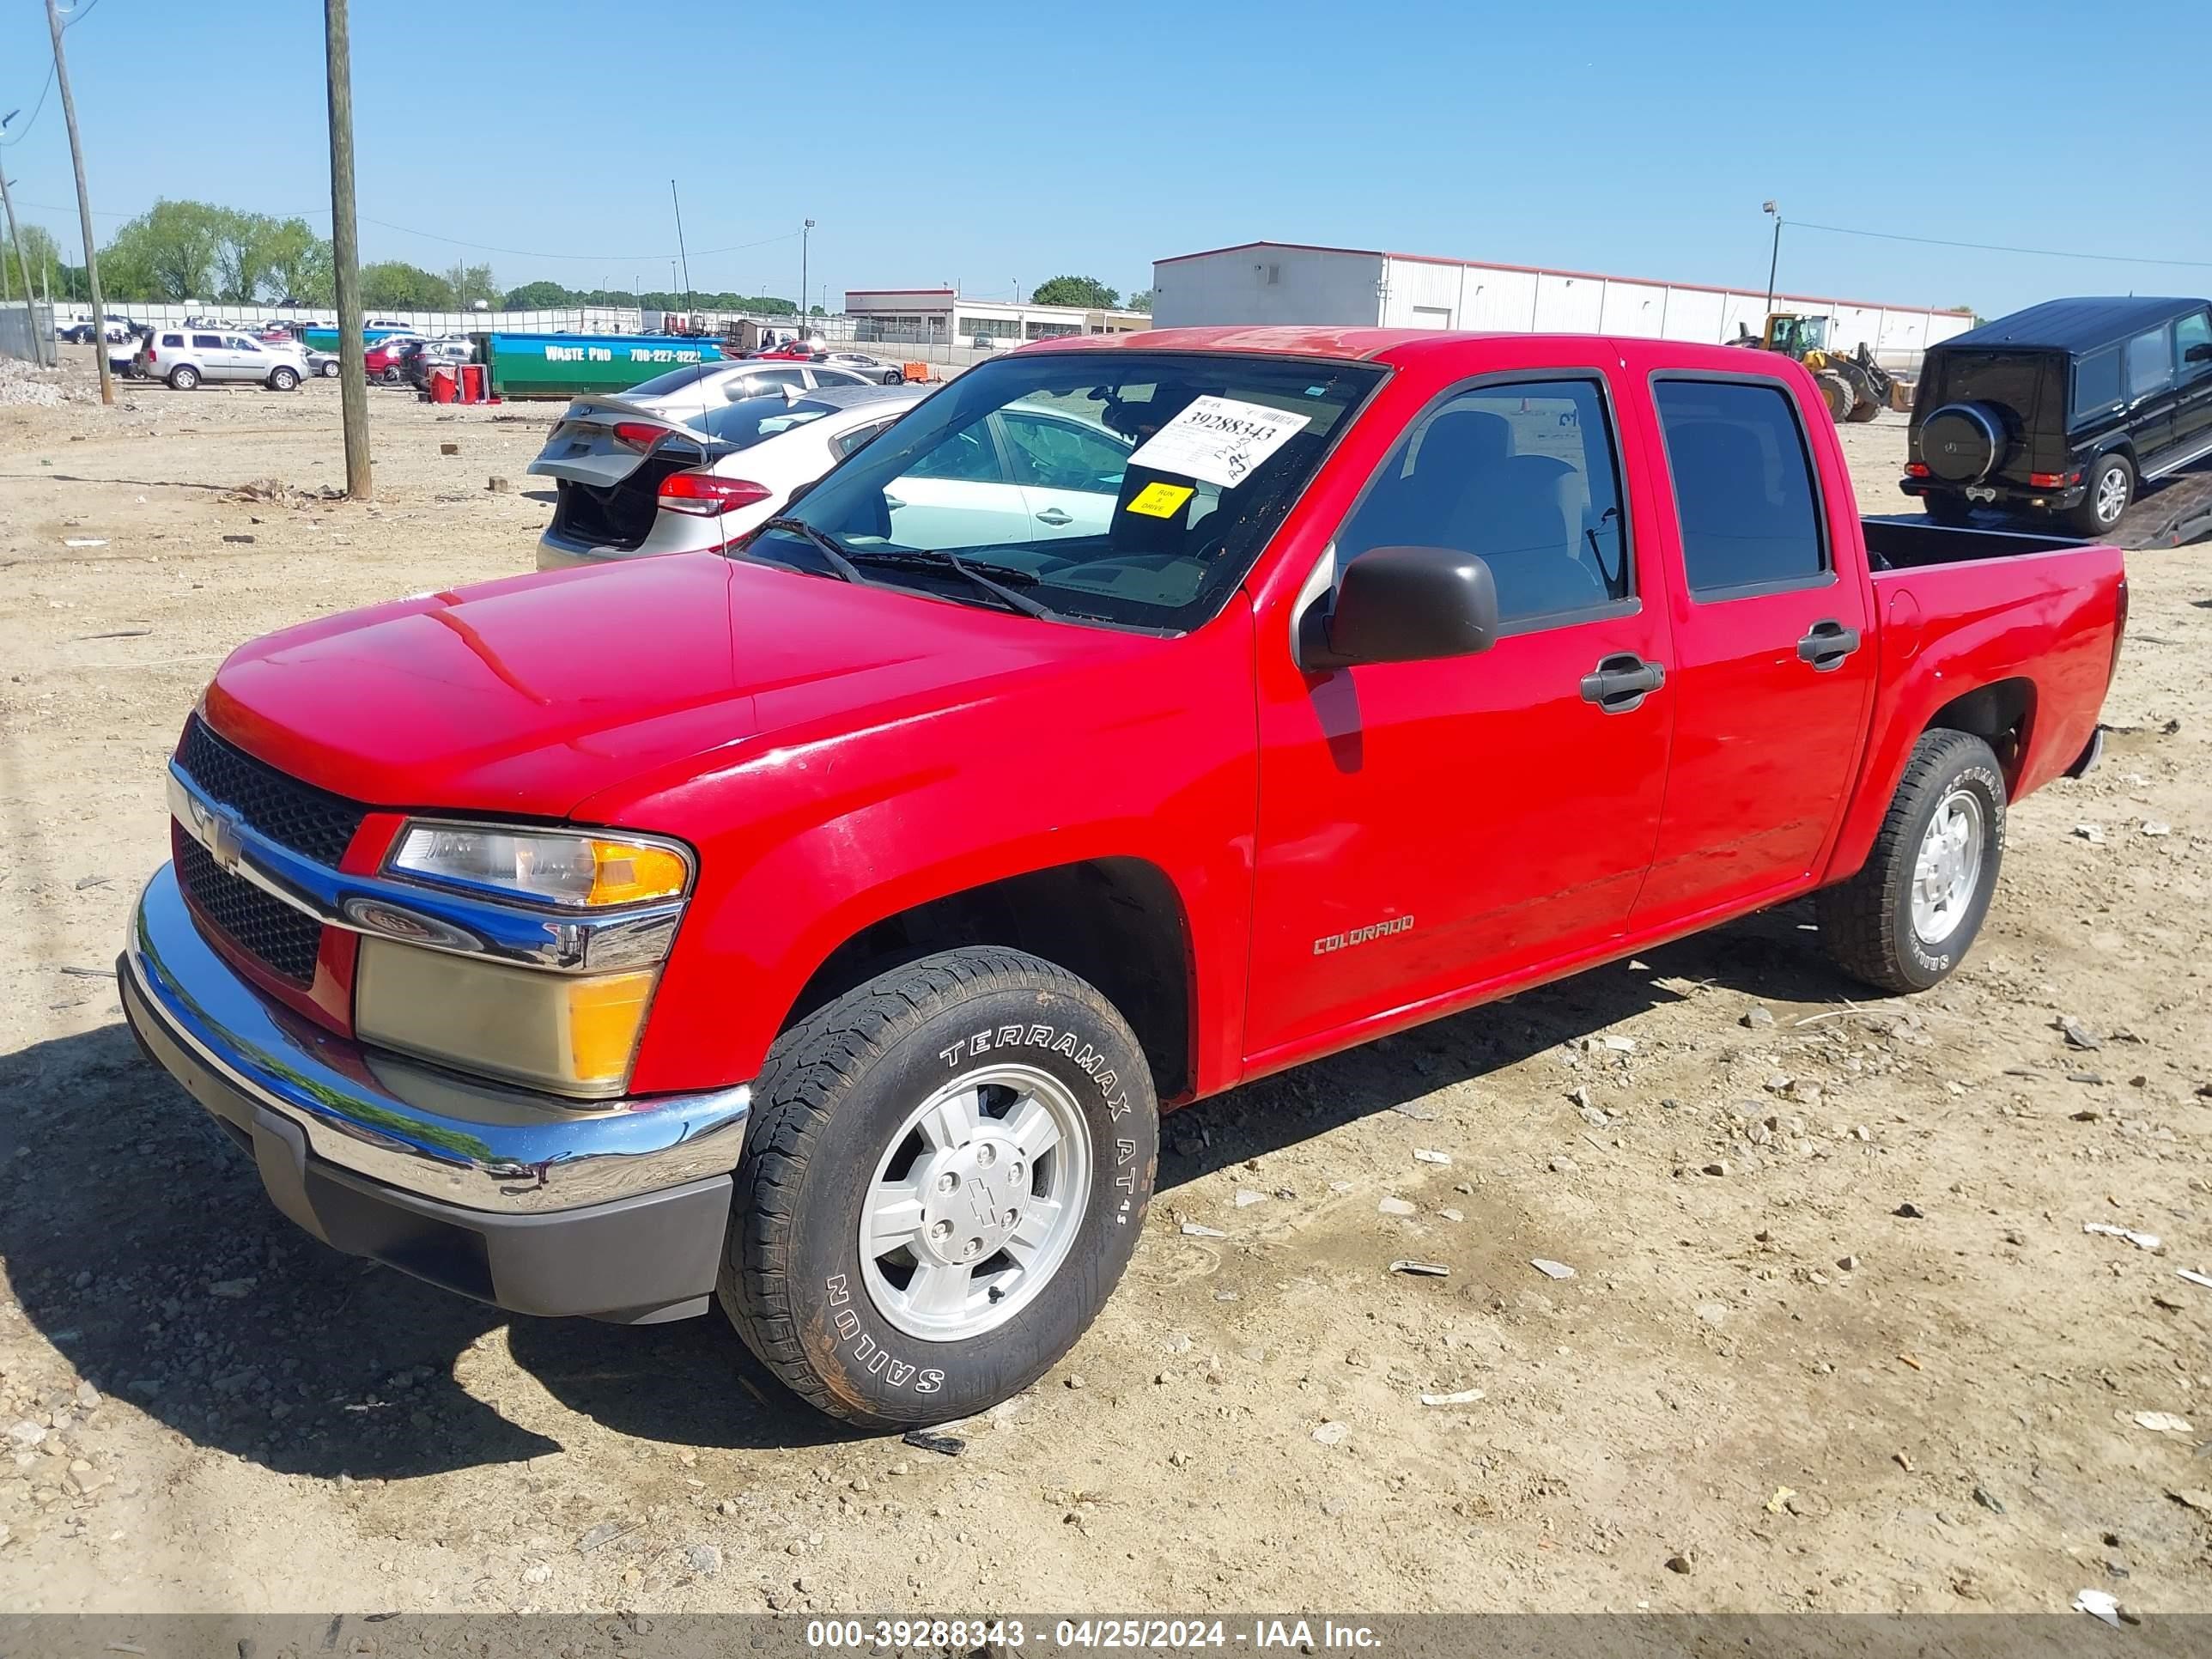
<box><xmin>720</xmin><ymin>946</ymin><xmax>1159</xmax><ymax>1427</ymax></box>
<box><xmin>2062</xmin><ymin>453</ymin><xmax>2132</xmax><ymax>538</ymax></box>
<box><xmin>1815</xmin><ymin>728</ymin><xmax>2006</xmax><ymax>993</ymax></box>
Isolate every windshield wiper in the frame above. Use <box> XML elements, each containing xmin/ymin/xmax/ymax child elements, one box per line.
<box><xmin>758</xmin><ymin>516</ymin><xmax>864</xmax><ymax>583</ymax></box>
<box><xmin>844</xmin><ymin>548</ymin><xmax>1054</xmax><ymax>620</ymax></box>
<box><xmin>758</xmin><ymin>518</ymin><xmax>1059</xmax><ymax>621</ymax></box>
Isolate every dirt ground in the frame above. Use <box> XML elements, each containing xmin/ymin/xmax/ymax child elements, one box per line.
<box><xmin>0</xmin><ymin>351</ymin><xmax>2207</xmax><ymax>1618</ymax></box>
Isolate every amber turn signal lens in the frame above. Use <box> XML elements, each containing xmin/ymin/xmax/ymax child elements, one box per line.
<box><xmin>565</xmin><ymin>969</ymin><xmax>659</xmax><ymax>1085</ymax></box>
<box><xmin>586</xmin><ymin>841</ymin><xmax>690</xmax><ymax>907</ymax></box>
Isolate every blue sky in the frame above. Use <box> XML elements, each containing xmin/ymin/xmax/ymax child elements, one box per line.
<box><xmin>3</xmin><ymin>0</ymin><xmax>2207</xmax><ymax>316</ymax></box>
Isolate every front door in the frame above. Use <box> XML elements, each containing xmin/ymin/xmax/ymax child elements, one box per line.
<box><xmin>1246</xmin><ymin>362</ymin><xmax>1674</xmax><ymax>1064</ymax></box>
<box><xmin>2166</xmin><ymin>307</ymin><xmax>2212</xmax><ymax>469</ymax></box>
<box><xmin>884</xmin><ymin>418</ymin><xmax>1034</xmax><ymax>547</ymax></box>
<box><xmin>1629</xmin><ymin>371</ymin><xmax>1877</xmax><ymax>924</ymax></box>
<box><xmin>2121</xmin><ymin>322</ymin><xmax>2179</xmax><ymax>469</ymax></box>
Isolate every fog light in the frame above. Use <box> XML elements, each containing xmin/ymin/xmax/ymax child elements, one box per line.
<box><xmin>355</xmin><ymin>938</ymin><xmax>658</xmax><ymax>1097</ymax></box>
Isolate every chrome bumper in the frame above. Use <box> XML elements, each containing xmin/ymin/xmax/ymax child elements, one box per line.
<box><xmin>123</xmin><ymin>866</ymin><xmax>750</xmax><ymax>1216</ymax></box>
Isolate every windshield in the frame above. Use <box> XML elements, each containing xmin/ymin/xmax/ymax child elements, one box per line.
<box><xmin>740</xmin><ymin>350</ymin><xmax>1384</xmax><ymax>631</ymax></box>
<box><xmin>700</xmin><ymin>395</ymin><xmax>841</xmax><ymax>447</ymax></box>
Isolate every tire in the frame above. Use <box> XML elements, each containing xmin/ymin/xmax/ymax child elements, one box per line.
<box><xmin>1922</xmin><ymin>492</ymin><xmax>1975</xmax><ymax>526</ymax></box>
<box><xmin>268</xmin><ymin>366</ymin><xmax>299</xmax><ymax>392</ymax></box>
<box><xmin>720</xmin><ymin>945</ymin><xmax>1159</xmax><ymax>1428</ymax></box>
<box><xmin>1920</xmin><ymin>401</ymin><xmax>2006</xmax><ymax>483</ymax></box>
<box><xmin>167</xmin><ymin>365</ymin><xmax>199</xmax><ymax>391</ymax></box>
<box><xmin>380</xmin><ymin>367</ymin><xmax>403</xmax><ymax>386</ymax></box>
<box><xmin>1815</xmin><ymin>728</ymin><xmax>2006</xmax><ymax>994</ymax></box>
<box><xmin>320</xmin><ymin>360</ymin><xmax>341</xmax><ymax>378</ymax></box>
<box><xmin>2061</xmin><ymin>452</ymin><xmax>2132</xmax><ymax>538</ymax></box>
<box><xmin>1813</xmin><ymin>371</ymin><xmax>1854</xmax><ymax>423</ymax></box>
<box><xmin>883</xmin><ymin>371</ymin><xmax>903</xmax><ymax>386</ymax></box>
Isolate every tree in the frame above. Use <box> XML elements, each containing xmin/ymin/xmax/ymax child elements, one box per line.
<box><xmin>359</xmin><ymin>260</ymin><xmax>454</xmax><ymax>310</ymax></box>
<box><xmin>1030</xmin><ymin>274</ymin><xmax>1120</xmax><ymax>309</ymax></box>
<box><xmin>501</xmin><ymin>279</ymin><xmax>569</xmax><ymax>309</ymax></box>
<box><xmin>212</xmin><ymin>210</ymin><xmax>281</xmax><ymax>304</ymax></box>
<box><xmin>263</xmin><ymin>219</ymin><xmax>333</xmax><ymax>305</ymax></box>
<box><xmin>2</xmin><ymin>222</ymin><xmax>64</xmax><ymax>289</ymax></box>
<box><xmin>102</xmin><ymin>198</ymin><xmax>230</xmax><ymax>300</ymax></box>
<box><xmin>443</xmin><ymin>261</ymin><xmax>495</xmax><ymax>310</ymax></box>
<box><xmin>1124</xmin><ymin>288</ymin><xmax>1153</xmax><ymax>313</ymax></box>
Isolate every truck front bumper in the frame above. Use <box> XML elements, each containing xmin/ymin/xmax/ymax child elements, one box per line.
<box><xmin>119</xmin><ymin>866</ymin><xmax>749</xmax><ymax>1323</ymax></box>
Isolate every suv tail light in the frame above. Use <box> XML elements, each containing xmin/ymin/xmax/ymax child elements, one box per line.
<box><xmin>611</xmin><ymin>422</ymin><xmax>672</xmax><ymax>453</ymax></box>
<box><xmin>1905</xmin><ymin>462</ymin><xmax>1929</xmax><ymax>477</ymax></box>
<box><xmin>657</xmin><ymin>472</ymin><xmax>772</xmax><ymax>516</ymax></box>
<box><xmin>2029</xmin><ymin>470</ymin><xmax>2079</xmax><ymax>489</ymax></box>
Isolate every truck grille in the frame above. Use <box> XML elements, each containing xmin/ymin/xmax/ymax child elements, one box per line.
<box><xmin>177</xmin><ymin>714</ymin><xmax>366</xmax><ymax>866</ymax></box>
<box><xmin>175</xmin><ymin>835</ymin><xmax>324</xmax><ymax>986</ymax></box>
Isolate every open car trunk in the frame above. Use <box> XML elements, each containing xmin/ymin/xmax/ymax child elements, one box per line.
<box><xmin>528</xmin><ymin>396</ymin><xmax>728</xmax><ymax>553</ymax></box>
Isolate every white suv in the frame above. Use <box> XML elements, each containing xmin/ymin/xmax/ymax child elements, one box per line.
<box><xmin>143</xmin><ymin>329</ymin><xmax>307</xmax><ymax>392</ymax></box>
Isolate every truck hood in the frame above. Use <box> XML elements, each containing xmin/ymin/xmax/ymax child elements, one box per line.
<box><xmin>201</xmin><ymin>554</ymin><xmax>1133</xmax><ymax>820</ymax></box>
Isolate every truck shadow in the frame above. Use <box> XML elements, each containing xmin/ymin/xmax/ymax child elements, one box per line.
<box><xmin>0</xmin><ymin>902</ymin><xmax>1847</xmax><ymax>1476</ymax></box>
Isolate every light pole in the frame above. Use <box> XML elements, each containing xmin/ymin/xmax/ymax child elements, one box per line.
<box><xmin>1761</xmin><ymin>200</ymin><xmax>1783</xmax><ymax>321</ymax></box>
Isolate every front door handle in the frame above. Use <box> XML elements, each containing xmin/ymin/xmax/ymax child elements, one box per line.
<box><xmin>1579</xmin><ymin>653</ymin><xmax>1665</xmax><ymax>714</ymax></box>
<box><xmin>1797</xmin><ymin>619</ymin><xmax>1862</xmax><ymax>672</ymax></box>
<box><xmin>1035</xmin><ymin>507</ymin><xmax>1073</xmax><ymax>526</ymax></box>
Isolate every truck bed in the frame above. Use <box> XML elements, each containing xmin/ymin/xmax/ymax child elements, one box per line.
<box><xmin>1862</xmin><ymin>516</ymin><xmax>2087</xmax><ymax>571</ymax></box>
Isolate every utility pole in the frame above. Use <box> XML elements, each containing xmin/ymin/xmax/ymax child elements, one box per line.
<box><xmin>669</xmin><ymin>180</ymin><xmax>692</xmax><ymax>313</ymax></box>
<box><xmin>800</xmin><ymin>218</ymin><xmax>814</xmax><ymax>326</ymax></box>
<box><xmin>324</xmin><ymin>0</ymin><xmax>371</xmax><ymax>498</ymax></box>
<box><xmin>46</xmin><ymin>1</ymin><xmax>111</xmax><ymax>402</ymax></box>
<box><xmin>1761</xmin><ymin>200</ymin><xmax>1783</xmax><ymax>321</ymax></box>
<box><xmin>0</xmin><ymin>115</ymin><xmax>47</xmax><ymax>366</ymax></box>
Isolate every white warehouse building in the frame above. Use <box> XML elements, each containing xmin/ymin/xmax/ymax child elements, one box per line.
<box><xmin>1150</xmin><ymin>240</ymin><xmax>1973</xmax><ymax>367</ymax></box>
<box><xmin>842</xmin><ymin>288</ymin><xmax>1152</xmax><ymax>349</ymax></box>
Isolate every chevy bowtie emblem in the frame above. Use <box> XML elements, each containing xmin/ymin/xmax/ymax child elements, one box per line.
<box><xmin>206</xmin><ymin>807</ymin><xmax>246</xmax><ymax>872</ymax></box>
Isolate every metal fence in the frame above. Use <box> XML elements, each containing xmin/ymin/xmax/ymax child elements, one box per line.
<box><xmin>0</xmin><ymin>301</ymin><xmax>56</xmax><ymax>364</ymax></box>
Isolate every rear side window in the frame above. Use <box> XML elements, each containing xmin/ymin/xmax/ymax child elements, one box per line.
<box><xmin>1334</xmin><ymin>377</ymin><xmax>1629</xmax><ymax>628</ymax></box>
<box><xmin>834</xmin><ymin>418</ymin><xmax>896</xmax><ymax>459</ymax></box>
<box><xmin>161</xmin><ymin>334</ymin><xmax>183</xmax><ymax>348</ymax></box>
<box><xmin>2074</xmin><ymin>347</ymin><xmax>2123</xmax><ymax>418</ymax></box>
<box><xmin>1654</xmin><ymin>379</ymin><xmax>1827</xmax><ymax>599</ymax></box>
<box><xmin>2125</xmin><ymin>326</ymin><xmax>2172</xmax><ymax>398</ymax></box>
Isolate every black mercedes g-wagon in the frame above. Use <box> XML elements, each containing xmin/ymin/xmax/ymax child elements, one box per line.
<box><xmin>1902</xmin><ymin>295</ymin><xmax>2212</xmax><ymax>536</ymax></box>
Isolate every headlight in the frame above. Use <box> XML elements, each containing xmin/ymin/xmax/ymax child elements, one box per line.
<box><xmin>387</xmin><ymin>823</ymin><xmax>690</xmax><ymax>908</ymax></box>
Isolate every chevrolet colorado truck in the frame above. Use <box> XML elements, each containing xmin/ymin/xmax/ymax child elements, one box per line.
<box><xmin>120</xmin><ymin>327</ymin><xmax>2127</xmax><ymax>1429</ymax></box>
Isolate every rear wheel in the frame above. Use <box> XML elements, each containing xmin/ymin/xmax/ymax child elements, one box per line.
<box><xmin>2061</xmin><ymin>452</ymin><xmax>2131</xmax><ymax>538</ymax></box>
<box><xmin>1815</xmin><ymin>728</ymin><xmax>2006</xmax><ymax>993</ymax></box>
<box><xmin>720</xmin><ymin>946</ymin><xmax>1159</xmax><ymax>1427</ymax></box>
<box><xmin>167</xmin><ymin>365</ymin><xmax>199</xmax><ymax>391</ymax></box>
<box><xmin>1921</xmin><ymin>492</ymin><xmax>1975</xmax><ymax>526</ymax></box>
<box><xmin>268</xmin><ymin>366</ymin><xmax>299</xmax><ymax>392</ymax></box>
<box><xmin>319</xmin><ymin>359</ymin><xmax>341</xmax><ymax>378</ymax></box>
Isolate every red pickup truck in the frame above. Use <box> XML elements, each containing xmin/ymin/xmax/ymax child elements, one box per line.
<box><xmin>120</xmin><ymin>326</ymin><xmax>2125</xmax><ymax>1430</ymax></box>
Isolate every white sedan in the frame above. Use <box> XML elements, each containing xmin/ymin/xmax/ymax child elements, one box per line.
<box><xmin>532</xmin><ymin>383</ymin><xmax>927</xmax><ymax>570</ymax></box>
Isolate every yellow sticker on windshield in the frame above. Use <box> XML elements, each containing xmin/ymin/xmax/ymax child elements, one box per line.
<box><xmin>1125</xmin><ymin>482</ymin><xmax>1195</xmax><ymax>519</ymax></box>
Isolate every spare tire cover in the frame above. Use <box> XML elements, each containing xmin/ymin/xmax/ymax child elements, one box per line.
<box><xmin>1921</xmin><ymin>403</ymin><xmax>2005</xmax><ymax>483</ymax></box>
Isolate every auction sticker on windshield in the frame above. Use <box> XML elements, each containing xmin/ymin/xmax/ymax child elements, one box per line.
<box><xmin>1129</xmin><ymin>395</ymin><xmax>1312</xmax><ymax>488</ymax></box>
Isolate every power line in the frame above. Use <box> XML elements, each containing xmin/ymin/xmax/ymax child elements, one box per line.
<box><xmin>1791</xmin><ymin>218</ymin><xmax>2212</xmax><ymax>272</ymax></box>
<box><xmin>0</xmin><ymin>66</ymin><xmax>57</xmax><ymax>146</ymax></box>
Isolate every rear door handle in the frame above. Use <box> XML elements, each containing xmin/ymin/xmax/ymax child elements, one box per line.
<box><xmin>1797</xmin><ymin>619</ymin><xmax>1862</xmax><ymax>672</ymax></box>
<box><xmin>1579</xmin><ymin>653</ymin><xmax>1665</xmax><ymax>714</ymax></box>
<box><xmin>1035</xmin><ymin>507</ymin><xmax>1073</xmax><ymax>526</ymax></box>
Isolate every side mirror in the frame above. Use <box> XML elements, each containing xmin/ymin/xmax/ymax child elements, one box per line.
<box><xmin>1297</xmin><ymin>545</ymin><xmax>1499</xmax><ymax>672</ymax></box>
<box><xmin>2188</xmin><ymin>342</ymin><xmax>2212</xmax><ymax>364</ymax></box>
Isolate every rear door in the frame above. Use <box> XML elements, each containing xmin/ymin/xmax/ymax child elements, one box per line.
<box><xmin>2166</xmin><ymin>307</ymin><xmax>2212</xmax><ymax>469</ymax></box>
<box><xmin>883</xmin><ymin>417</ymin><xmax>1035</xmax><ymax>547</ymax></box>
<box><xmin>191</xmin><ymin>332</ymin><xmax>228</xmax><ymax>378</ymax></box>
<box><xmin>1629</xmin><ymin>370</ymin><xmax>1876</xmax><ymax>925</ymax></box>
<box><xmin>996</xmin><ymin>406</ymin><xmax>1134</xmax><ymax>540</ymax></box>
